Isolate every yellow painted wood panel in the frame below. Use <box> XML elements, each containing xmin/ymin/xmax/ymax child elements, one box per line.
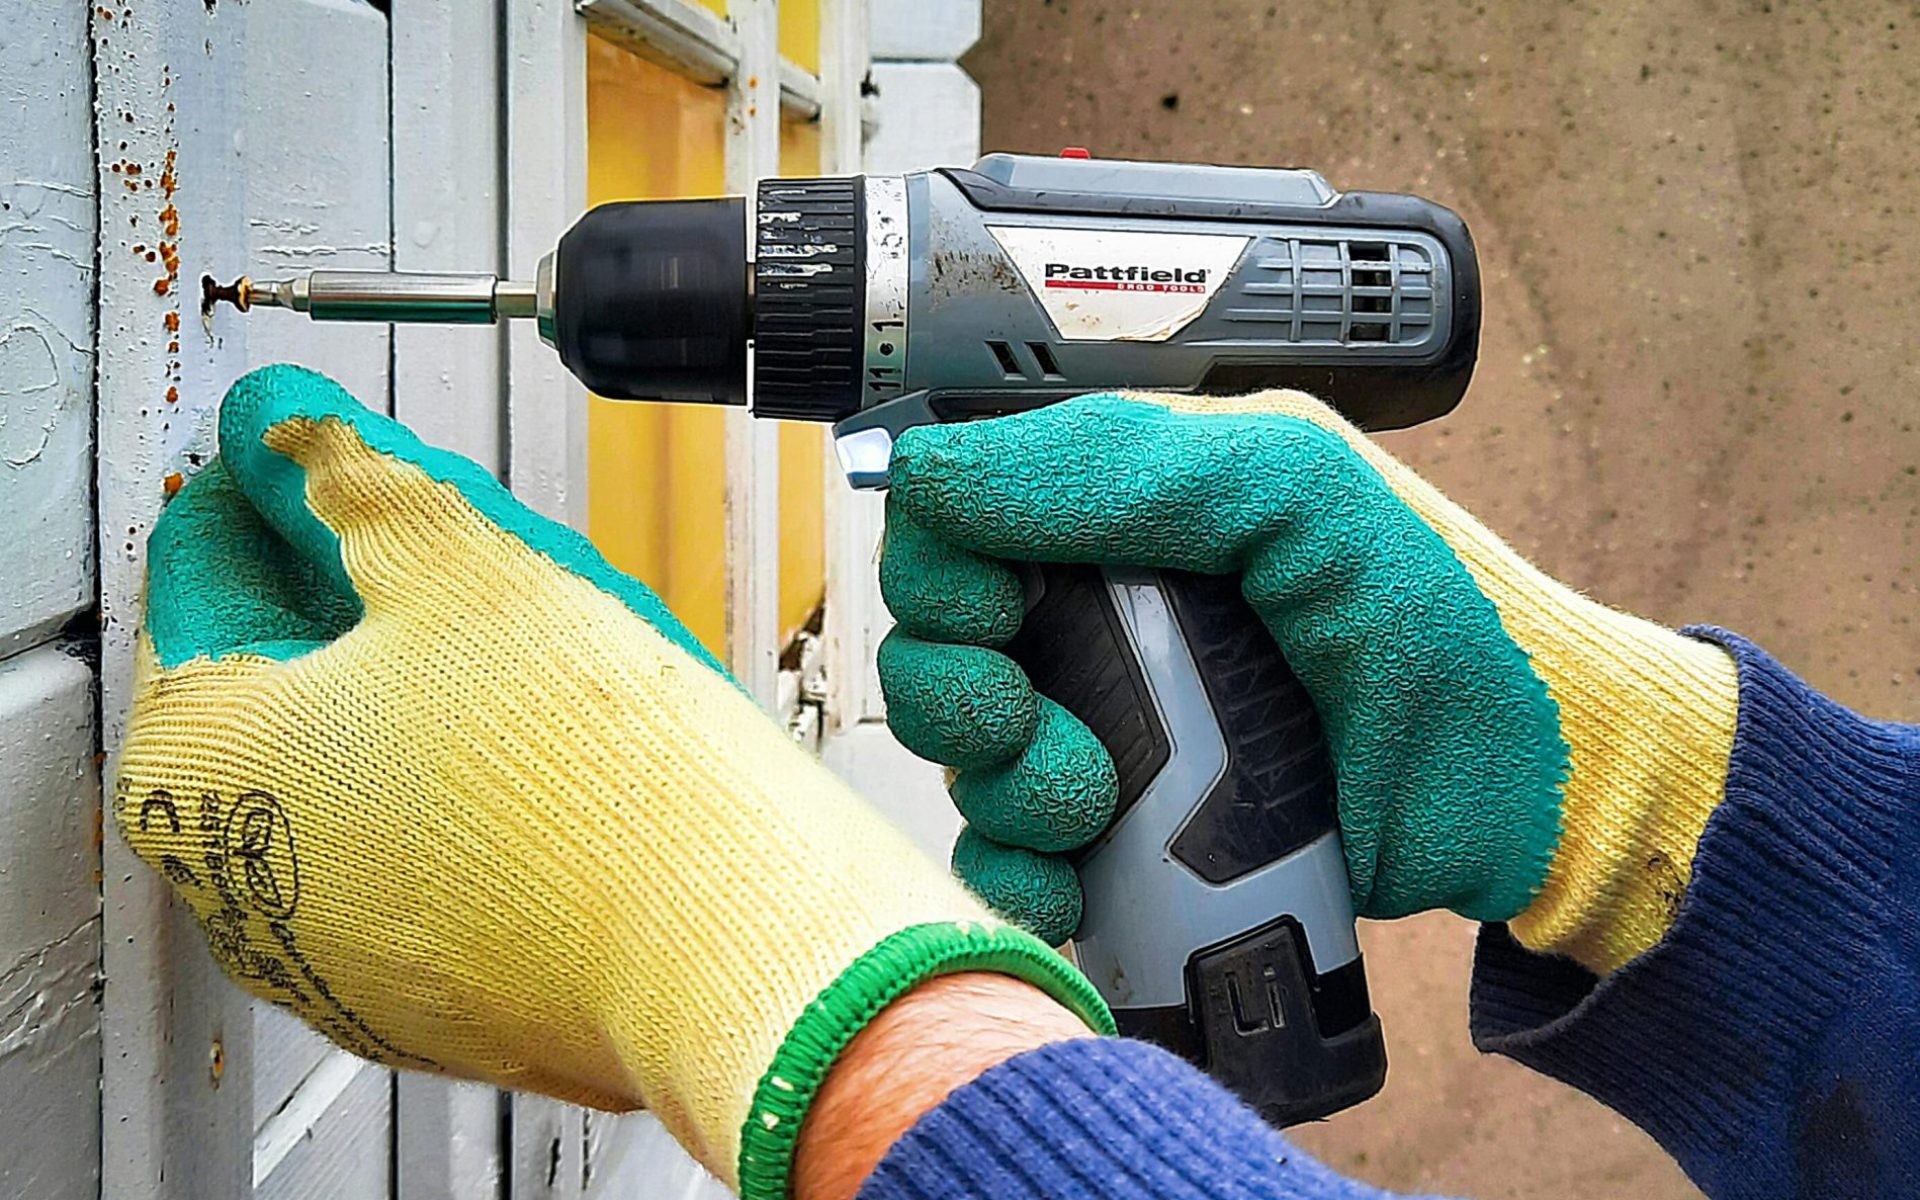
<box><xmin>778</xmin><ymin>119</ymin><xmax>828</xmax><ymax>644</ymax></box>
<box><xmin>585</xmin><ymin>34</ymin><xmax>731</xmax><ymax>657</ymax></box>
<box><xmin>778</xmin><ymin>0</ymin><xmax>821</xmax><ymax>76</ymax></box>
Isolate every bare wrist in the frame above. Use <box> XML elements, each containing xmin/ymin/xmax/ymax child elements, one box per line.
<box><xmin>791</xmin><ymin>971</ymin><xmax>1095</xmax><ymax>1200</ymax></box>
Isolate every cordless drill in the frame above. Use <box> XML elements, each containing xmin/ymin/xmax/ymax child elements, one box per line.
<box><xmin>229</xmin><ymin>152</ymin><xmax>1481</xmax><ymax>1126</ymax></box>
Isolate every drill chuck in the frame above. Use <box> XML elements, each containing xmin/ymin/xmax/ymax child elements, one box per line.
<box><xmin>549</xmin><ymin>198</ymin><xmax>750</xmax><ymax>406</ymax></box>
<box><xmin>241</xmin><ymin>190</ymin><xmax>868</xmax><ymax>417</ymax></box>
<box><xmin>549</xmin><ymin>183</ymin><xmax>869</xmax><ymax>421</ymax></box>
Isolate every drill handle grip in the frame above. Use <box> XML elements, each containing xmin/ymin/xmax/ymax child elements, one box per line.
<box><xmin>1001</xmin><ymin>562</ymin><xmax>1387</xmax><ymax>1125</ymax></box>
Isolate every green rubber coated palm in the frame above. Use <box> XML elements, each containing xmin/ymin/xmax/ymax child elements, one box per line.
<box><xmin>878</xmin><ymin>394</ymin><xmax>1569</xmax><ymax>943</ymax></box>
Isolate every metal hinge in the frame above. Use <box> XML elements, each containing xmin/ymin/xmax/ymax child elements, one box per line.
<box><xmin>776</xmin><ymin>606</ymin><xmax>828</xmax><ymax>748</ymax></box>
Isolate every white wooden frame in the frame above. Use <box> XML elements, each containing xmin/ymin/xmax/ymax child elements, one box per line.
<box><xmin>819</xmin><ymin>0</ymin><xmax>983</xmax><ymax>859</ymax></box>
<box><xmin>520</xmin><ymin>3</ymin><xmax>868</xmax><ymax>1192</ymax></box>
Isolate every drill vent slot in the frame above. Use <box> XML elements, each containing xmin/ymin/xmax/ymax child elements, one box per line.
<box><xmin>987</xmin><ymin>340</ymin><xmax>1022</xmax><ymax>378</ymax></box>
<box><xmin>1028</xmin><ymin>341</ymin><xmax>1065</xmax><ymax>380</ymax></box>
<box><xmin>1224</xmin><ymin>234</ymin><xmax>1439</xmax><ymax>348</ymax></box>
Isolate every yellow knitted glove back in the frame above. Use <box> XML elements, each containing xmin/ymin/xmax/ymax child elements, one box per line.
<box><xmin>1148</xmin><ymin>393</ymin><xmax>1740</xmax><ymax>972</ymax></box>
<box><xmin>114</xmin><ymin>366</ymin><xmax>1109</xmax><ymax>1196</ymax></box>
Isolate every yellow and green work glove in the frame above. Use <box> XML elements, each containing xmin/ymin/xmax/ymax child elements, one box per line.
<box><xmin>113</xmin><ymin>365</ymin><xmax>1110</xmax><ymax>1198</ymax></box>
<box><xmin>879</xmin><ymin>390</ymin><xmax>1741</xmax><ymax>975</ymax></box>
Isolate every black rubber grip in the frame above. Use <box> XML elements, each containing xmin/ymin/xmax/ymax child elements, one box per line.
<box><xmin>1160</xmin><ymin>571</ymin><xmax>1338</xmax><ymax>883</ymax></box>
<box><xmin>1003</xmin><ymin>564</ymin><xmax>1171</xmax><ymax>827</ymax></box>
<box><xmin>1003</xmin><ymin>562</ymin><xmax>1385</xmax><ymax>1121</ymax></box>
<box><xmin>1003</xmin><ymin>565</ymin><xmax>1337</xmax><ymax>879</ymax></box>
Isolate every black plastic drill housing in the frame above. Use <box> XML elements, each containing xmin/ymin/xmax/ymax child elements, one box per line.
<box><xmin>551</xmin><ymin>198</ymin><xmax>749</xmax><ymax>405</ymax></box>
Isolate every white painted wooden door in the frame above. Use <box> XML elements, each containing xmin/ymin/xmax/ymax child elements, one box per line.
<box><xmin>33</xmin><ymin>2</ymin><xmax>882</xmax><ymax>1197</ymax></box>
<box><xmin>84</xmin><ymin>2</ymin><xmax>710</xmax><ymax>1194</ymax></box>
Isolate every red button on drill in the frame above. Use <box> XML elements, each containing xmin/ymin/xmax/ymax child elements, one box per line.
<box><xmin>1060</xmin><ymin>146</ymin><xmax>1092</xmax><ymax>158</ymax></box>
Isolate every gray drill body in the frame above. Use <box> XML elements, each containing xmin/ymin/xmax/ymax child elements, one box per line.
<box><xmin>838</xmin><ymin>164</ymin><xmax>1381</xmax><ymax>1012</ymax></box>
<box><xmin>837</xmin><ymin>153</ymin><xmax>1454</xmax><ymax>1006</ymax></box>
<box><xmin>830</xmin><ymin>156</ymin><xmax>1457</xmax><ymax>483</ymax></box>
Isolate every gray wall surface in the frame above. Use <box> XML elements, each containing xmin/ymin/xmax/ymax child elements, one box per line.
<box><xmin>968</xmin><ymin>1</ymin><xmax>1919</xmax><ymax>1196</ymax></box>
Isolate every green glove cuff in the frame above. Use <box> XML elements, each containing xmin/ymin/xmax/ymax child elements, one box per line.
<box><xmin>737</xmin><ymin>920</ymin><xmax>1115</xmax><ymax>1200</ymax></box>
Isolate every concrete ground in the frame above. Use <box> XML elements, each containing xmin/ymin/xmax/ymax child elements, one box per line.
<box><xmin>967</xmin><ymin>1</ymin><xmax>1920</xmax><ymax>1194</ymax></box>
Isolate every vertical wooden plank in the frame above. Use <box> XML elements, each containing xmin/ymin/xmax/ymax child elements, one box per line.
<box><xmin>502</xmin><ymin>3</ymin><xmax>590</xmax><ymax>1194</ymax></box>
<box><xmin>581</xmin><ymin>1109</ymin><xmax>724</xmax><ymax>1200</ymax></box>
<box><xmin>819</xmin><ymin>0</ymin><xmax>868</xmax><ymax>170</ymax></box>
<box><xmin>236</xmin><ymin>1</ymin><xmax>394</xmax><ymax>404</ymax></box>
<box><xmin>94</xmin><ymin>4</ymin><xmax>257</xmax><ymax>1193</ymax></box>
<box><xmin>817</xmin><ymin>0</ymin><xmax>978</xmax><ymax>859</ymax></box>
<box><xmin>96</xmin><ymin>2</ymin><xmax>395</xmax><ymax>1195</ymax></box>
<box><xmin>0</xmin><ymin>15</ymin><xmax>101</xmax><ymax>1199</ymax></box>
<box><xmin>725</xmin><ymin>0</ymin><xmax>784</xmax><ymax>705</ymax></box>
<box><xmin>0</xmin><ymin>2</ymin><xmax>96</xmax><ymax>660</ymax></box>
<box><xmin>234</xmin><ymin>8</ymin><xmax>397</xmax><ymax>1194</ymax></box>
<box><xmin>817</xmin><ymin>0</ymin><xmax>883</xmax><ymax>733</ymax></box>
<box><xmin>505</xmin><ymin>0</ymin><xmax>589</xmax><ymax>526</ymax></box>
<box><xmin>389</xmin><ymin>7</ymin><xmax>511</xmax><ymax>1191</ymax></box>
<box><xmin>509</xmin><ymin>1097</ymin><xmax>584</xmax><ymax>1200</ymax></box>
<box><xmin>0</xmin><ymin>648</ymin><xmax>100</xmax><ymax>1200</ymax></box>
<box><xmin>398</xmin><ymin>1077</ymin><xmax>505</xmax><ymax>1200</ymax></box>
<box><xmin>392</xmin><ymin>0</ymin><xmax>508</xmax><ymax>471</ymax></box>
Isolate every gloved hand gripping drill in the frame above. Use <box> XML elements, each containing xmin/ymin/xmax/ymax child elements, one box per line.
<box><xmin>210</xmin><ymin>152</ymin><xmax>1483</xmax><ymax>1124</ymax></box>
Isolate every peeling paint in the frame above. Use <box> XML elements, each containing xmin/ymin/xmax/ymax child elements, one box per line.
<box><xmin>0</xmin><ymin>918</ymin><xmax>101</xmax><ymax>1060</ymax></box>
<box><xmin>248</xmin><ymin>216</ymin><xmax>322</xmax><ymax>235</ymax></box>
<box><xmin>0</xmin><ymin>324</ymin><xmax>64</xmax><ymax>467</ymax></box>
<box><xmin>10</xmin><ymin>179</ymin><xmax>95</xmax><ymax>201</ymax></box>
<box><xmin>254</xmin><ymin>241</ymin><xmax>395</xmax><ymax>258</ymax></box>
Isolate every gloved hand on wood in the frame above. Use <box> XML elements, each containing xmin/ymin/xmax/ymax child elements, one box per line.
<box><xmin>113</xmin><ymin>365</ymin><xmax>1110</xmax><ymax>1199</ymax></box>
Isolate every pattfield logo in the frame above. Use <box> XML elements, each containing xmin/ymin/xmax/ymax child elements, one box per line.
<box><xmin>1043</xmin><ymin>262</ymin><xmax>1210</xmax><ymax>294</ymax></box>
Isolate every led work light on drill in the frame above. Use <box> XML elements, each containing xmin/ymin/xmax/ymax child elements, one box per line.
<box><xmin>223</xmin><ymin>151</ymin><xmax>1482</xmax><ymax>1127</ymax></box>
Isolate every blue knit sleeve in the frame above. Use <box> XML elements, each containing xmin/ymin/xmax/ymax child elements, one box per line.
<box><xmin>1471</xmin><ymin>628</ymin><xmax>1920</xmax><ymax>1198</ymax></box>
<box><xmin>856</xmin><ymin>1036</ymin><xmax>1448</xmax><ymax>1200</ymax></box>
